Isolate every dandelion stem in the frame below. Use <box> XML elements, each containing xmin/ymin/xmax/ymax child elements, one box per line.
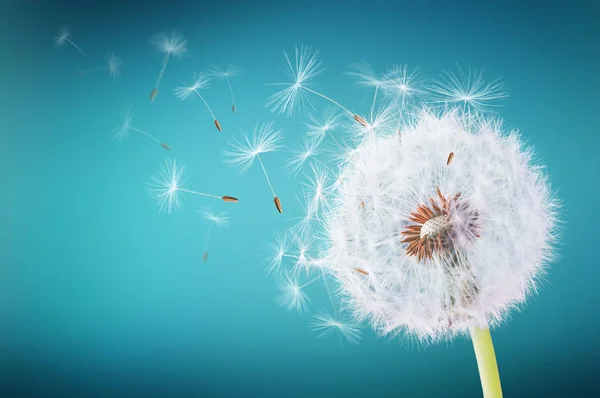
<box><xmin>129</xmin><ymin>126</ymin><xmax>162</xmax><ymax>145</ymax></box>
<box><xmin>256</xmin><ymin>154</ymin><xmax>277</xmax><ymax>197</ymax></box>
<box><xmin>155</xmin><ymin>52</ymin><xmax>171</xmax><ymax>89</ymax></box>
<box><xmin>471</xmin><ymin>327</ymin><xmax>503</xmax><ymax>398</ymax></box>
<box><xmin>303</xmin><ymin>87</ymin><xmax>354</xmax><ymax>117</ymax></box>
<box><xmin>66</xmin><ymin>38</ymin><xmax>85</xmax><ymax>55</ymax></box>
<box><xmin>178</xmin><ymin>188</ymin><xmax>222</xmax><ymax>200</ymax></box>
<box><xmin>225</xmin><ymin>76</ymin><xmax>235</xmax><ymax>106</ymax></box>
<box><xmin>194</xmin><ymin>89</ymin><xmax>217</xmax><ymax>120</ymax></box>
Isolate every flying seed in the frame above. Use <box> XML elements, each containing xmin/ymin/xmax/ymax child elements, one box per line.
<box><xmin>150</xmin><ymin>88</ymin><xmax>158</xmax><ymax>102</ymax></box>
<box><xmin>274</xmin><ymin>197</ymin><xmax>283</xmax><ymax>213</ymax></box>
<box><xmin>354</xmin><ymin>115</ymin><xmax>368</xmax><ymax>126</ymax></box>
<box><xmin>214</xmin><ymin>120</ymin><xmax>222</xmax><ymax>132</ymax></box>
<box><xmin>222</xmin><ymin>196</ymin><xmax>239</xmax><ymax>203</ymax></box>
<box><xmin>203</xmin><ymin>251</ymin><xmax>208</xmax><ymax>263</ymax></box>
<box><xmin>354</xmin><ymin>267</ymin><xmax>369</xmax><ymax>275</ymax></box>
<box><xmin>232</xmin><ymin>105</ymin><xmax>236</xmax><ymax>114</ymax></box>
<box><xmin>447</xmin><ymin>152</ymin><xmax>454</xmax><ymax>165</ymax></box>
<box><xmin>161</xmin><ymin>142</ymin><xmax>172</xmax><ymax>151</ymax></box>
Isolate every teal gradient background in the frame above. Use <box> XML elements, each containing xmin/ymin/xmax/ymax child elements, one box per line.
<box><xmin>2</xmin><ymin>0</ymin><xmax>599</xmax><ymax>396</ymax></box>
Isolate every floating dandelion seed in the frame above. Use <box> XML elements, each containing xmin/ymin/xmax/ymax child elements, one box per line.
<box><xmin>149</xmin><ymin>31</ymin><xmax>188</xmax><ymax>102</ymax></box>
<box><xmin>148</xmin><ymin>159</ymin><xmax>239</xmax><ymax>214</ymax></box>
<box><xmin>381</xmin><ymin>64</ymin><xmax>425</xmax><ymax>107</ymax></box>
<box><xmin>447</xmin><ymin>151</ymin><xmax>455</xmax><ymax>165</ymax></box>
<box><xmin>300</xmin><ymin>109</ymin><xmax>559</xmax><ymax>397</ymax></box>
<box><xmin>305</xmin><ymin>106</ymin><xmax>342</xmax><ymax>139</ymax></box>
<box><xmin>174</xmin><ymin>72</ymin><xmax>222</xmax><ymax>132</ymax></box>
<box><xmin>276</xmin><ymin>273</ymin><xmax>318</xmax><ymax>314</ymax></box>
<box><xmin>77</xmin><ymin>52</ymin><xmax>123</xmax><ymax>81</ymax></box>
<box><xmin>286</xmin><ymin>135</ymin><xmax>326</xmax><ymax>177</ymax></box>
<box><xmin>223</xmin><ymin>121</ymin><xmax>283</xmax><ymax>213</ymax></box>
<box><xmin>53</xmin><ymin>26</ymin><xmax>85</xmax><ymax>55</ymax></box>
<box><xmin>429</xmin><ymin>65</ymin><xmax>508</xmax><ymax>114</ymax></box>
<box><xmin>266</xmin><ymin>46</ymin><xmax>367</xmax><ymax>124</ymax></box>
<box><xmin>310</xmin><ymin>310</ymin><xmax>362</xmax><ymax>345</ymax></box>
<box><xmin>265</xmin><ymin>232</ymin><xmax>294</xmax><ymax>276</ymax></box>
<box><xmin>207</xmin><ymin>65</ymin><xmax>241</xmax><ymax>113</ymax></box>
<box><xmin>199</xmin><ymin>209</ymin><xmax>230</xmax><ymax>263</ymax></box>
<box><xmin>114</xmin><ymin>108</ymin><xmax>171</xmax><ymax>151</ymax></box>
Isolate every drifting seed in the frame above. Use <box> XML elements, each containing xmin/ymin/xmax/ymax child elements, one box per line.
<box><xmin>161</xmin><ymin>142</ymin><xmax>172</xmax><ymax>151</ymax></box>
<box><xmin>222</xmin><ymin>196</ymin><xmax>239</xmax><ymax>203</ymax></box>
<box><xmin>203</xmin><ymin>251</ymin><xmax>208</xmax><ymax>263</ymax></box>
<box><xmin>354</xmin><ymin>267</ymin><xmax>369</xmax><ymax>275</ymax></box>
<box><xmin>232</xmin><ymin>104</ymin><xmax>236</xmax><ymax>114</ymax></box>
<box><xmin>354</xmin><ymin>115</ymin><xmax>368</xmax><ymax>126</ymax></box>
<box><xmin>214</xmin><ymin>120</ymin><xmax>222</xmax><ymax>132</ymax></box>
<box><xmin>447</xmin><ymin>152</ymin><xmax>454</xmax><ymax>165</ymax></box>
<box><xmin>150</xmin><ymin>88</ymin><xmax>158</xmax><ymax>102</ymax></box>
<box><xmin>360</xmin><ymin>200</ymin><xmax>365</xmax><ymax>210</ymax></box>
<box><xmin>274</xmin><ymin>197</ymin><xmax>283</xmax><ymax>213</ymax></box>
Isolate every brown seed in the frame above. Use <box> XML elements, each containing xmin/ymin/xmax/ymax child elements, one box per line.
<box><xmin>360</xmin><ymin>200</ymin><xmax>365</xmax><ymax>210</ymax></box>
<box><xmin>150</xmin><ymin>88</ymin><xmax>158</xmax><ymax>102</ymax></box>
<box><xmin>232</xmin><ymin>104</ymin><xmax>236</xmax><ymax>114</ymax></box>
<box><xmin>354</xmin><ymin>114</ymin><xmax>368</xmax><ymax>126</ymax></box>
<box><xmin>447</xmin><ymin>152</ymin><xmax>454</xmax><ymax>165</ymax></box>
<box><xmin>161</xmin><ymin>142</ymin><xmax>171</xmax><ymax>151</ymax></box>
<box><xmin>203</xmin><ymin>251</ymin><xmax>208</xmax><ymax>263</ymax></box>
<box><xmin>222</xmin><ymin>196</ymin><xmax>239</xmax><ymax>203</ymax></box>
<box><xmin>214</xmin><ymin>120</ymin><xmax>222</xmax><ymax>132</ymax></box>
<box><xmin>354</xmin><ymin>267</ymin><xmax>369</xmax><ymax>275</ymax></box>
<box><xmin>274</xmin><ymin>197</ymin><xmax>283</xmax><ymax>213</ymax></box>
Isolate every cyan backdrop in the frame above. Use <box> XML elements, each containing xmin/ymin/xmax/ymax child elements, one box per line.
<box><xmin>2</xmin><ymin>0</ymin><xmax>599</xmax><ymax>397</ymax></box>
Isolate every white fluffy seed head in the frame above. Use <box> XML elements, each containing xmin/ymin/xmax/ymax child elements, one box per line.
<box><xmin>308</xmin><ymin>109</ymin><xmax>560</xmax><ymax>342</ymax></box>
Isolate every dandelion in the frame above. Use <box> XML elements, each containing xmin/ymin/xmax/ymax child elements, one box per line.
<box><xmin>53</xmin><ymin>26</ymin><xmax>85</xmax><ymax>55</ymax></box>
<box><xmin>266</xmin><ymin>46</ymin><xmax>367</xmax><ymax>124</ymax></box>
<box><xmin>114</xmin><ymin>108</ymin><xmax>171</xmax><ymax>151</ymax></box>
<box><xmin>174</xmin><ymin>72</ymin><xmax>222</xmax><ymax>132</ymax></box>
<box><xmin>77</xmin><ymin>52</ymin><xmax>123</xmax><ymax>81</ymax></box>
<box><xmin>223</xmin><ymin>121</ymin><xmax>283</xmax><ymax>213</ymax></box>
<box><xmin>429</xmin><ymin>65</ymin><xmax>508</xmax><ymax>114</ymax></box>
<box><xmin>148</xmin><ymin>159</ymin><xmax>239</xmax><ymax>214</ymax></box>
<box><xmin>149</xmin><ymin>31</ymin><xmax>188</xmax><ymax>102</ymax></box>
<box><xmin>310</xmin><ymin>310</ymin><xmax>362</xmax><ymax>345</ymax></box>
<box><xmin>276</xmin><ymin>272</ymin><xmax>318</xmax><ymax>314</ymax></box>
<box><xmin>207</xmin><ymin>65</ymin><xmax>241</xmax><ymax>113</ymax></box>
<box><xmin>301</xmin><ymin>108</ymin><xmax>559</xmax><ymax>397</ymax></box>
<box><xmin>199</xmin><ymin>209</ymin><xmax>230</xmax><ymax>263</ymax></box>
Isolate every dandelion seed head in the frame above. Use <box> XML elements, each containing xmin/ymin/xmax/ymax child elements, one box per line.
<box><xmin>381</xmin><ymin>64</ymin><xmax>425</xmax><ymax>105</ymax></box>
<box><xmin>303</xmin><ymin>109</ymin><xmax>560</xmax><ymax>342</ymax></box>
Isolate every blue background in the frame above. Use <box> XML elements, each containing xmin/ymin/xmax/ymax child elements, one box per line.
<box><xmin>2</xmin><ymin>0</ymin><xmax>599</xmax><ymax>396</ymax></box>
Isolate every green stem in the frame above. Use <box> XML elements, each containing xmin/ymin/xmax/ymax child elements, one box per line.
<box><xmin>471</xmin><ymin>327</ymin><xmax>503</xmax><ymax>398</ymax></box>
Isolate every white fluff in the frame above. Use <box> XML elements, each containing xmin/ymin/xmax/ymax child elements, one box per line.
<box><xmin>306</xmin><ymin>109</ymin><xmax>559</xmax><ymax>342</ymax></box>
